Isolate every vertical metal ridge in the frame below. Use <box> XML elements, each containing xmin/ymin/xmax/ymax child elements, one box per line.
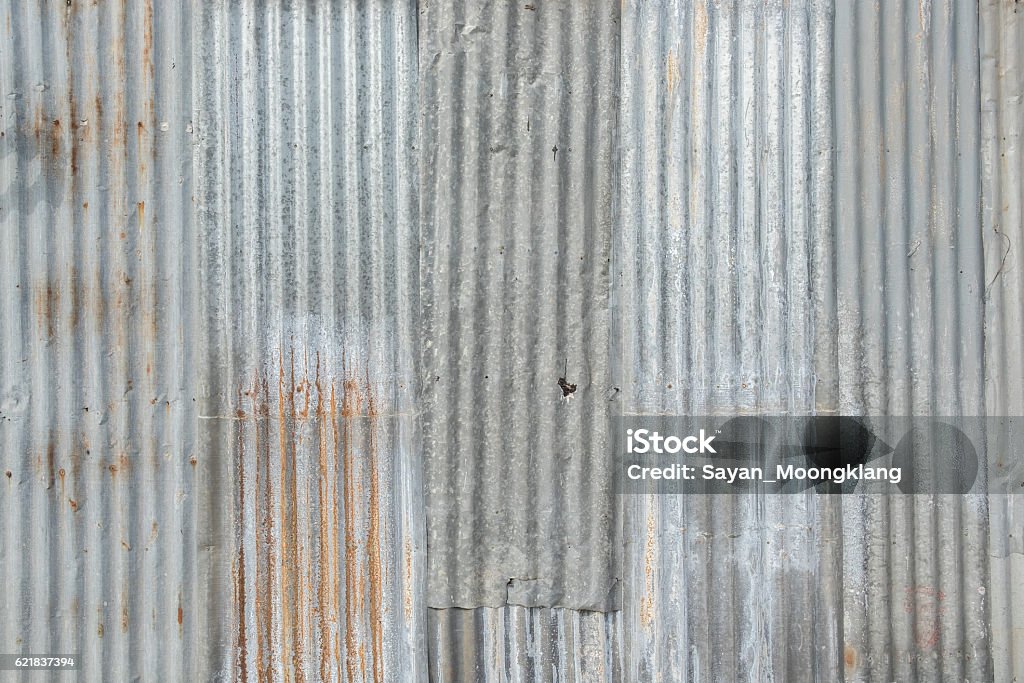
<box><xmin>420</xmin><ymin>1</ymin><xmax>620</xmax><ymax>611</ymax></box>
<box><xmin>427</xmin><ymin>607</ymin><xmax>623</xmax><ymax>682</ymax></box>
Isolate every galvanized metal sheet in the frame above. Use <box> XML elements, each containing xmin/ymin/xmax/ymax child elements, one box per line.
<box><xmin>0</xmin><ymin>1</ymin><xmax>198</xmax><ymax>680</ymax></box>
<box><xmin>981</xmin><ymin>0</ymin><xmax>1024</xmax><ymax>680</ymax></box>
<box><xmin>618</xmin><ymin>1</ymin><xmax>840</xmax><ymax>680</ymax></box>
<box><xmin>835</xmin><ymin>2</ymin><xmax>992</xmax><ymax>680</ymax></box>
<box><xmin>1</xmin><ymin>0</ymin><xmax>1021</xmax><ymax>681</ymax></box>
<box><xmin>427</xmin><ymin>607</ymin><xmax>622</xmax><ymax>682</ymax></box>
<box><xmin>192</xmin><ymin>1</ymin><xmax>424</xmax><ymax>680</ymax></box>
<box><xmin>419</xmin><ymin>0</ymin><xmax>621</xmax><ymax>611</ymax></box>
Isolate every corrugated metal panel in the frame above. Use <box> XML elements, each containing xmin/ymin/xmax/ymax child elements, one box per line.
<box><xmin>0</xmin><ymin>0</ymin><xmax>426</xmax><ymax>681</ymax></box>
<box><xmin>835</xmin><ymin>3</ymin><xmax>991</xmax><ymax>681</ymax></box>
<box><xmin>619</xmin><ymin>1</ymin><xmax>840</xmax><ymax>680</ymax></box>
<box><xmin>419</xmin><ymin>0</ymin><xmax>621</xmax><ymax>611</ymax></box>
<box><xmin>0</xmin><ymin>1</ymin><xmax>197</xmax><ymax>681</ymax></box>
<box><xmin>427</xmin><ymin>607</ymin><xmax>622</xmax><ymax>682</ymax></box>
<box><xmin>982</xmin><ymin>0</ymin><xmax>1024</xmax><ymax>680</ymax></box>
<box><xmin>193</xmin><ymin>1</ymin><xmax>424</xmax><ymax>681</ymax></box>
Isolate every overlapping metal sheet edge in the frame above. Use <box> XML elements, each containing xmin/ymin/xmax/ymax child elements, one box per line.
<box><xmin>419</xmin><ymin>0</ymin><xmax>621</xmax><ymax>612</ymax></box>
<box><xmin>192</xmin><ymin>1</ymin><xmax>424</xmax><ymax>680</ymax></box>
<box><xmin>981</xmin><ymin>0</ymin><xmax>1024</xmax><ymax>680</ymax></box>
<box><xmin>0</xmin><ymin>1</ymin><xmax>198</xmax><ymax>681</ymax></box>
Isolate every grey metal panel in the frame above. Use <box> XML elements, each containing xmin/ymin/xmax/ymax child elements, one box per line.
<box><xmin>419</xmin><ymin>1</ymin><xmax>621</xmax><ymax>610</ymax></box>
<box><xmin>192</xmin><ymin>1</ymin><xmax>424</xmax><ymax>681</ymax></box>
<box><xmin>619</xmin><ymin>1</ymin><xmax>840</xmax><ymax>680</ymax></box>
<box><xmin>427</xmin><ymin>607</ymin><xmax>622</xmax><ymax>683</ymax></box>
<box><xmin>835</xmin><ymin>2</ymin><xmax>991</xmax><ymax>681</ymax></box>
<box><xmin>0</xmin><ymin>1</ymin><xmax>198</xmax><ymax>681</ymax></box>
<box><xmin>981</xmin><ymin>0</ymin><xmax>1024</xmax><ymax>680</ymax></box>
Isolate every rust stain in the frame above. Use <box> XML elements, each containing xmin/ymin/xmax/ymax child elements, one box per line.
<box><xmin>844</xmin><ymin>644</ymin><xmax>857</xmax><ymax>670</ymax></box>
<box><xmin>137</xmin><ymin>200</ymin><xmax>145</xmax><ymax>232</ymax></box>
<box><xmin>666</xmin><ymin>50</ymin><xmax>678</xmax><ymax>95</ymax></box>
<box><xmin>230</xmin><ymin>347</ymin><xmax>391</xmax><ymax>681</ymax></box>
<box><xmin>45</xmin><ymin>441</ymin><xmax>56</xmax><ymax>490</ymax></box>
<box><xmin>35</xmin><ymin>284</ymin><xmax>59</xmax><ymax>340</ymax></box>
<box><xmin>904</xmin><ymin>586</ymin><xmax>946</xmax><ymax>650</ymax></box>
<box><xmin>640</xmin><ymin>504</ymin><xmax>656</xmax><ymax>628</ymax></box>
<box><xmin>366</xmin><ymin>373</ymin><xmax>384</xmax><ymax>683</ymax></box>
<box><xmin>403</xmin><ymin>536</ymin><xmax>413</xmax><ymax>621</ymax></box>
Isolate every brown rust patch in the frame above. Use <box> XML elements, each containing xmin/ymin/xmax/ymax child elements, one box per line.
<box><xmin>35</xmin><ymin>284</ymin><xmax>59</xmax><ymax>340</ymax></box>
<box><xmin>844</xmin><ymin>644</ymin><xmax>857</xmax><ymax>670</ymax></box>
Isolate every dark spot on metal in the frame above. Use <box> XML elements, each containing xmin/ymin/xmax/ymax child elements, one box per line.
<box><xmin>4</xmin><ymin>471</ymin><xmax>11</xmax><ymax>479</ymax></box>
<box><xmin>558</xmin><ymin>358</ymin><xmax>577</xmax><ymax>398</ymax></box>
<box><xmin>552</xmin><ymin>145</ymin><xmax>558</xmax><ymax>160</ymax></box>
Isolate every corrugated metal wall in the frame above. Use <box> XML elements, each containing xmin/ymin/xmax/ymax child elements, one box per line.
<box><xmin>1</xmin><ymin>0</ymin><xmax>1021</xmax><ymax>681</ymax></box>
<box><xmin>835</xmin><ymin>2</ymin><xmax>990</xmax><ymax>681</ymax></box>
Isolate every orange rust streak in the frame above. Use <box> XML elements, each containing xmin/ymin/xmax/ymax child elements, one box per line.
<box><xmin>257</xmin><ymin>373</ymin><xmax>274</xmax><ymax>683</ymax></box>
<box><xmin>289</xmin><ymin>350</ymin><xmax>305</xmax><ymax>682</ymax></box>
<box><xmin>366</xmin><ymin>380</ymin><xmax>384</xmax><ymax>683</ymax></box>
<box><xmin>342</xmin><ymin>375</ymin><xmax>359</xmax><ymax>683</ymax></box>
<box><xmin>315</xmin><ymin>355</ymin><xmax>336</xmax><ymax>681</ymax></box>
<box><xmin>330</xmin><ymin>383</ymin><xmax>343</xmax><ymax>675</ymax></box>
<box><xmin>235</xmin><ymin>399</ymin><xmax>249</xmax><ymax>683</ymax></box>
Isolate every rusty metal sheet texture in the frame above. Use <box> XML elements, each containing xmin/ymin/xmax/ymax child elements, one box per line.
<box><xmin>192</xmin><ymin>1</ymin><xmax>424</xmax><ymax>680</ymax></box>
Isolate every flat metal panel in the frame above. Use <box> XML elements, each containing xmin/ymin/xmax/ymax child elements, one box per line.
<box><xmin>0</xmin><ymin>1</ymin><xmax>198</xmax><ymax>681</ymax></box>
<box><xmin>193</xmin><ymin>1</ymin><xmax>424</xmax><ymax>680</ymax></box>
<box><xmin>619</xmin><ymin>1</ymin><xmax>840</xmax><ymax>680</ymax></box>
<box><xmin>419</xmin><ymin>0</ymin><xmax>621</xmax><ymax>611</ymax></box>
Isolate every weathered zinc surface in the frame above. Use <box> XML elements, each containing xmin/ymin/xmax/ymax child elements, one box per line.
<box><xmin>0</xmin><ymin>0</ymin><xmax>427</xmax><ymax>681</ymax></box>
<box><xmin>0</xmin><ymin>1</ymin><xmax>200</xmax><ymax>681</ymax></box>
<box><xmin>1</xmin><ymin>0</ymin><xmax>1022</xmax><ymax>681</ymax></box>
<box><xmin>192</xmin><ymin>1</ymin><xmax>424</xmax><ymax>680</ymax></box>
<box><xmin>419</xmin><ymin>0</ymin><xmax>621</xmax><ymax>611</ymax></box>
<box><xmin>835</xmin><ymin>2</ymin><xmax>992</xmax><ymax>681</ymax></box>
<box><xmin>982</xmin><ymin>1</ymin><xmax>1024</xmax><ymax>681</ymax></box>
<box><xmin>619</xmin><ymin>1</ymin><xmax>840</xmax><ymax>680</ymax></box>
